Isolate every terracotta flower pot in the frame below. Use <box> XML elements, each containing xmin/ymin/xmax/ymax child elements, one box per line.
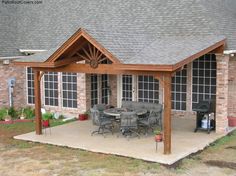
<box><xmin>79</xmin><ymin>114</ymin><xmax>88</xmax><ymax>121</ymax></box>
<box><xmin>228</xmin><ymin>117</ymin><xmax>236</xmax><ymax>127</ymax></box>
<box><xmin>155</xmin><ymin>134</ymin><xmax>163</xmax><ymax>142</ymax></box>
<box><xmin>42</xmin><ymin>120</ymin><xmax>50</xmax><ymax>127</ymax></box>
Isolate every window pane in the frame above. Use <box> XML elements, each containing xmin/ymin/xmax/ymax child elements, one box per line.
<box><xmin>26</xmin><ymin>67</ymin><xmax>35</xmax><ymax>104</ymax></box>
<box><xmin>44</xmin><ymin>72</ymin><xmax>59</xmax><ymax>106</ymax></box>
<box><xmin>192</xmin><ymin>54</ymin><xmax>216</xmax><ymax>109</ymax></box>
<box><xmin>62</xmin><ymin>73</ymin><xmax>77</xmax><ymax>108</ymax></box>
<box><xmin>171</xmin><ymin>66</ymin><xmax>187</xmax><ymax>110</ymax></box>
<box><xmin>138</xmin><ymin>75</ymin><xmax>159</xmax><ymax>103</ymax></box>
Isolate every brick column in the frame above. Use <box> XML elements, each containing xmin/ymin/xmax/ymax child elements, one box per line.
<box><xmin>216</xmin><ymin>54</ymin><xmax>229</xmax><ymax>133</ymax></box>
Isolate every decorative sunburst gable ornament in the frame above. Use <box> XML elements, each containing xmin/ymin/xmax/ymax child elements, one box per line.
<box><xmin>76</xmin><ymin>43</ymin><xmax>107</xmax><ymax>69</ymax></box>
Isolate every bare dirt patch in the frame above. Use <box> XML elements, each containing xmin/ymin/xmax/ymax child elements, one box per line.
<box><xmin>226</xmin><ymin>146</ymin><xmax>236</xmax><ymax>150</ymax></box>
<box><xmin>205</xmin><ymin>160</ymin><xmax>236</xmax><ymax>170</ymax></box>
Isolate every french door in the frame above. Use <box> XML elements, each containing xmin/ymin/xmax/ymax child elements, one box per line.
<box><xmin>121</xmin><ymin>75</ymin><xmax>159</xmax><ymax>104</ymax></box>
<box><xmin>91</xmin><ymin>74</ymin><xmax>109</xmax><ymax>107</ymax></box>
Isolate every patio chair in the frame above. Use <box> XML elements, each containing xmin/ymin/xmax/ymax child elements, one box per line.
<box><xmin>119</xmin><ymin>111</ymin><xmax>140</xmax><ymax>139</ymax></box>
<box><xmin>138</xmin><ymin>109</ymin><xmax>162</xmax><ymax>135</ymax></box>
<box><xmin>90</xmin><ymin>108</ymin><xmax>114</xmax><ymax>137</ymax></box>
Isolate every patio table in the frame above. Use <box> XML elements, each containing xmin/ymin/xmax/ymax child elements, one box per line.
<box><xmin>104</xmin><ymin>108</ymin><xmax>147</xmax><ymax>118</ymax></box>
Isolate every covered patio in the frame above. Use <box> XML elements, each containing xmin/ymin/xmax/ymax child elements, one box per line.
<box><xmin>14</xmin><ymin>28</ymin><xmax>226</xmax><ymax>156</ymax></box>
<box><xmin>14</xmin><ymin>117</ymin><xmax>224</xmax><ymax>165</ymax></box>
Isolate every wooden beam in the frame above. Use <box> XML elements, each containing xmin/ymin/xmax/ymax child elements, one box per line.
<box><xmin>34</xmin><ymin>70</ymin><xmax>42</xmax><ymax>135</ymax></box>
<box><xmin>33</xmin><ymin>63</ymin><xmax>165</xmax><ymax>76</ymax></box>
<box><xmin>163</xmin><ymin>72</ymin><xmax>172</xmax><ymax>155</ymax></box>
<box><xmin>54</xmin><ymin>56</ymin><xmax>81</xmax><ymax>67</ymax></box>
<box><xmin>14</xmin><ymin>61</ymin><xmax>174</xmax><ymax>71</ymax></box>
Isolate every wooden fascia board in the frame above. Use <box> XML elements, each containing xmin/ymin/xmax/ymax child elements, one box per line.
<box><xmin>172</xmin><ymin>39</ymin><xmax>226</xmax><ymax>71</ymax></box>
<box><xmin>14</xmin><ymin>61</ymin><xmax>55</xmax><ymax>67</ymax></box>
<box><xmin>32</xmin><ymin>63</ymin><xmax>166</xmax><ymax>76</ymax></box>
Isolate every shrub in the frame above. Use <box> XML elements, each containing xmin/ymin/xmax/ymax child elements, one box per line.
<box><xmin>42</xmin><ymin>112</ymin><xmax>53</xmax><ymax>120</ymax></box>
<box><xmin>0</xmin><ymin>108</ymin><xmax>7</xmax><ymax>121</ymax></box>
<box><xmin>8</xmin><ymin>107</ymin><xmax>18</xmax><ymax>119</ymax></box>
<box><xmin>23</xmin><ymin>107</ymin><xmax>35</xmax><ymax>119</ymax></box>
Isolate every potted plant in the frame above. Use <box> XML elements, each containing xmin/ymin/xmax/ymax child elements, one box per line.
<box><xmin>228</xmin><ymin>116</ymin><xmax>236</xmax><ymax>127</ymax></box>
<box><xmin>79</xmin><ymin>110</ymin><xmax>89</xmax><ymax>121</ymax></box>
<box><xmin>154</xmin><ymin>128</ymin><xmax>163</xmax><ymax>142</ymax></box>
<box><xmin>42</xmin><ymin>112</ymin><xmax>53</xmax><ymax>127</ymax></box>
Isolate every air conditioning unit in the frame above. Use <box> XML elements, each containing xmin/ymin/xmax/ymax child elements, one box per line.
<box><xmin>3</xmin><ymin>59</ymin><xmax>10</xmax><ymax>65</ymax></box>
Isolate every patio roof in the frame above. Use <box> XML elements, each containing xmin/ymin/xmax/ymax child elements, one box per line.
<box><xmin>15</xmin><ymin>28</ymin><xmax>225</xmax><ymax>72</ymax></box>
<box><xmin>13</xmin><ymin>27</ymin><xmax>225</xmax><ymax>156</ymax></box>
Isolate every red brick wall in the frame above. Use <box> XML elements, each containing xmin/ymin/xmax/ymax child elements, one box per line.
<box><xmin>228</xmin><ymin>55</ymin><xmax>236</xmax><ymax>117</ymax></box>
<box><xmin>0</xmin><ymin>60</ymin><xmax>27</xmax><ymax>108</ymax></box>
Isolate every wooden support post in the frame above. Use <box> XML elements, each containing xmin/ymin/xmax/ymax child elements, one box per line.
<box><xmin>34</xmin><ymin>70</ymin><xmax>42</xmax><ymax>135</ymax></box>
<box><xmin>163</xmin><ymin>73</ymin><xmax>172</xmax><ymax>154</ymax></box>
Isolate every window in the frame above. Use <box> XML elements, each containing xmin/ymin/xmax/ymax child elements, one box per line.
<box><xmin>62</xmin><ymin>73</ymin><xmax>77</xmax><ymax>108</ymax></box>
<box><xmin>122</xmin><ymin>75</ymin><xmax>133</xmax><ymax>101</ymax></box>
<box><xmin>26</xmin><ymin>67</ymin><xmax>35</xmax><ymax>104</ymax></box>
<box><xmin>44</xmin><ymin>72</ymin><xmax>59</xmax><ymax>106</ymax></box>
<box><xmin>91</xmin><ymin>74</ymin><xmax>98</xmax><ymax>106</ymax></box>
<box><xmin>192</xmin><ymin>54</ymin><xmax>216</xmax><ymax>109</ymax></box>
<box><xmin>171</xmin><ymin>66</ymin><xmax>187</xmax><ymax>110</ymax></box>
<box><xmin>101</xmin><ymin>74</ymin><xmax>109</xmax><ymax>104</ymax></box>
<box><xmin>138</xmin><ymin>75</ymin><xmax>159</xmax><ymax>103</ymax></box>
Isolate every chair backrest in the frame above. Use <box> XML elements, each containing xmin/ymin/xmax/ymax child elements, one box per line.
<box><xmin>120</xmin><ymin>111</ymin><xmax>138</xmax><ymax>129</ymax></box>
<box><xmin>148</xmin><ymin>110</ymin><xmax>161</xmax><ymax>124</ymax></box>
<box><xmin>90</xmin><ymin>108</ymin><xmax>101</xmax><ymax>126</ymax></box>
<box><xmin>93</xmin><ymin>104</ymin><xmax>106</xmax><ymax>111</ymax></box>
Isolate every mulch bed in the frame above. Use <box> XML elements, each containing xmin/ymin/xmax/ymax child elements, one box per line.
<box><xmin>0</xmin><ymin>119</ymin><xmax>33</xmax><ymax>124</ymax></box>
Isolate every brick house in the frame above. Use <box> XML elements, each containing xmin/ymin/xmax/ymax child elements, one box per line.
<box><xmin>1</xmin><ymin>0</ymin><xmax>236</xmax><ymax>141</ymax></box>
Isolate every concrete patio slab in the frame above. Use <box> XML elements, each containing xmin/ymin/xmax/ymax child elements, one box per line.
<box><xmin>14</xmin><ymin>118</ymin><xmax>226</xmax><ymax>165</ymax></box>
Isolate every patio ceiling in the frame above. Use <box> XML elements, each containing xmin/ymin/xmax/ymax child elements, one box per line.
<box><xmin>13</xmin><ymin>28</ymin><xmax>225</xmax><ymax>155</ymax></box>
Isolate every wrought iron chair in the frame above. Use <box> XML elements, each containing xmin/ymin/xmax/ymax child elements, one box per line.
<box><xmin>90</xmin><ymin>108</ymin><xmax>113</xmax><ymax>137</ymax></box>
<box><xmin>119</xmin><ymin>111</ymin><xmax>140</xmax><ymax>139</ymax></box>
<box><xmin>138</xmin><ymin>109</ymin><xmax>162</xmax><ymax>135</ymax></box>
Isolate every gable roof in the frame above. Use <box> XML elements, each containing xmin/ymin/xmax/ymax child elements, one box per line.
<box><xmin>1</xmin><ymin>0</ymin><xmax>235</xmax><ymax>60</ymax></box>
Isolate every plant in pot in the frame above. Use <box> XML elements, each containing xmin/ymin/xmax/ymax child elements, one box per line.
<box><xmin>42</xmin><ymin>112</ymin><xmax>53</xmax><ymax>127</ymax></box>
<box><xmin>228</xmin><ymin>116</ymin><xmax>236</xmax><ymax>127</ymax></box>
<box><xmin>154</xmin><ymin>128</ymin><xmax>163</xmax><ymax>142</ymax></box>
<box><xmin>79</xmin><ymin>110</ymin><xmax>90</xmax><ymax>121</ymax></box>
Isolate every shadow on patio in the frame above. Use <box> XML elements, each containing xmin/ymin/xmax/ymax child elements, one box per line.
<box><xmin>14</xmin><ymin>117</ymin><xmax>223</xmax><ymax>165</ymax></box>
